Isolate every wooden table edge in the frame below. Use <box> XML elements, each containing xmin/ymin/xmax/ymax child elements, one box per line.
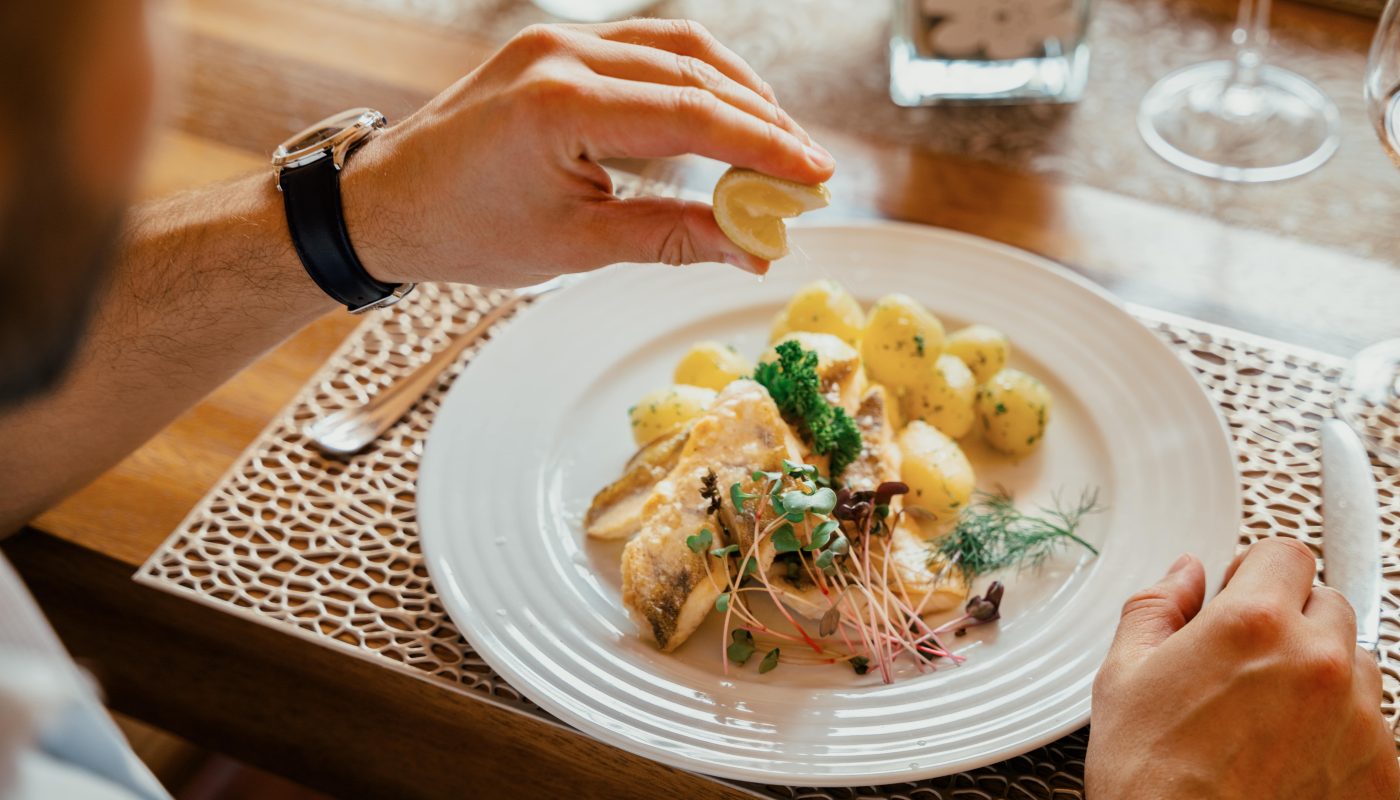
<box><xmin>4</xmin><ymin>530</ymin><xmax>761</xmax><ymax>800</ymax></box>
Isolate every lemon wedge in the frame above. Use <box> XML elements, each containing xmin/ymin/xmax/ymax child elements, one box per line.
<box><xmin>712</xmin><ymin>167</ymin><xmax>830</xmax><ymax>261</ymax></box>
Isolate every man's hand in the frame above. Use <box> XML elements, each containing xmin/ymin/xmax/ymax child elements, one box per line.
<box><xmin>343</xmin><ymin>20</ymin><xmax>835</xmax><ymax>287</ymax></box>
<box><xmin>1088</xmin><ymin>539</ymin><xmax>1398</xmax><ymax>799</ymax></box>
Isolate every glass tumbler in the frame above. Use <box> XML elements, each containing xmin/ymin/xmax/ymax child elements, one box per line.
<box><xmin>890</xmin><ymin>0</ymin><xmax>1093</xmax><ymax>105</ymax></box>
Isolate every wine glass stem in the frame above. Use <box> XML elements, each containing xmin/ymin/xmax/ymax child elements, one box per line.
<box><xmin>1229</xmin><ymin>0</ymin><xmax>1272</xmax><ymax>88</ymax></box>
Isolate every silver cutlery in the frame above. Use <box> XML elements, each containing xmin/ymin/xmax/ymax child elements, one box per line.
<box><xmin>1320</xmin><ymin>417</ymin><xmax>1383</xmax><ymax>652</ymax></box>
<box><xmin>306</xmin><ymin>276</ymin><xmax>570</xmax><ymax>456</ymax></box>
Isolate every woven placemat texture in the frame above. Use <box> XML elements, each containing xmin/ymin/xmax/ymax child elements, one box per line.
<box><xmin>137</xmin><ymin>250</ymin><xmax>1400</xmax><ymax>797</ymax></box>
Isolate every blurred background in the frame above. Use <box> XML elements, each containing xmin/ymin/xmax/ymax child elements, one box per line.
<box><xmin>295</xmin><ymin>0</ymin><xmax>1396</xmax><ymax>257</ymax></box>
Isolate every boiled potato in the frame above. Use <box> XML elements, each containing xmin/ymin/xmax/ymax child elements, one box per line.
<box><xmin>897</xmin><ymin>420</ymin><xmax>975</xmax><ymax>522</ymax></box>
<box><xmin>762</xmin><ymin>331</ymin><xmax>859</xmax><ymax>369</ymax></box>
<box><xmin>860</xmin><ymin>293</ymin><xmax>945</xmax><ymax>389</ymax></box>
<box><xmin>976</xmin><ymin>368</ymin><xmax>1052</xmax><ymax>456</ymax></box>
<box><xmin>761</xmin><ymin>331</ymin><xmax>865</xmax><ymax>414</ymax></box>
<box><xmin>770</xmin><ymin>280</ymin><xmax>864</xmax><ymax>346</ymax></box>
<box><xmin>901</xmin><ymin>354</ymin><xmax>976</xmax><ymax>439</ymax></box>
<box><xmin>673</xmin><ymin>341</ymin><xmax>752</xmax><ymax>391</ymax></box>
<box><xmin>946</xmin><ymin>324</ymin><xmax>1010</xmax><ymax>384</ymax></box>
<box><xmin>629</xmin><ymin>385</ymin><xmax>716</xmax><ymax>446</ymax></box>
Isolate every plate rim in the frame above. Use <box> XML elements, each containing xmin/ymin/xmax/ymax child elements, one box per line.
<box><xmin>417</xmin><ymin>219</ymin><xmax>1242</xmax><ymax>786</ymax></box>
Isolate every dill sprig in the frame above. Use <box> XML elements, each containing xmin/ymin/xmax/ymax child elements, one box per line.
<box><xmin>935</xmin><ymin>489</ymin><xmax>1102</xmax><ymax>578</ymax></box>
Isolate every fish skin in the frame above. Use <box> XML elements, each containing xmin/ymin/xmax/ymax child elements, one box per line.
<box><xmin>621</xmin><ymin>380</ymin><xmax>795</xmax><ymax>651</ymax></box>
<box><xmin>585</xmin><ymin>425</ymin><xmax>691</xmax><ymax>540</ymax></box>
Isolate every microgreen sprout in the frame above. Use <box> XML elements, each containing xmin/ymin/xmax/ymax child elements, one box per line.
<box><xmin>781</xmin><ymin>487</ymin><xmax>837</xmax><ymax>516</ymax></box>
<box><xmin>727</xmin><ymin>629</ymin><xmax>756</xmax><ymax>664</ymax></box>
<box><xmin>705</xmin><ymin>460</ymin><xmax>1097</xmax><ymax>682</ymax></box>
<box><xmin>771</xmin><ymin>525</ymin><xmax>801</xmax><ymax>553</ymax></box>
<box><xmin>931</xmin><ymin>581</ymin><xmax>1005</xmax><ymax>638</ymax></box>
<box><xmin>686</xmin><ymin>528</ymin><xmax>713</xmax><ymax>554</ymax></box>
<box><xmin>758</xmin><ymin>647</ymin><xmax>781</xmax><ymax>674</ymax></box>
<box><xmin>806</xmin><ymin>520</ymin><xmax>839</xmax><ymax>552</ymax></box>
<box><xmin>730</xmin><ymin>482</ymin><xmax>755</xmax><ymax>511</ymax></box>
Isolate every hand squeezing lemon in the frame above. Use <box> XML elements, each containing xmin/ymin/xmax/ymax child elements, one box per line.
<box><xmin>712</xmin><ymin>167</ymin><xmax>830</xmax><ymax>262</ymax></box>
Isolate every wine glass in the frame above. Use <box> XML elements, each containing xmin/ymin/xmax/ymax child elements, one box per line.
<box><xmin>1138</xmin><ymin>0</ymin><xmax>1340</xmax><ymax>182</ymax></box>
<box><xmin>1343</xmin><ymin>0</ymin><xmax>1400</xmax><ymax>465</ymax></box>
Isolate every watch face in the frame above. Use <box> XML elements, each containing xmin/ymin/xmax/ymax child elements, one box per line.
<box><xmin>272</xmin><ymin>108</ymin><xmax>384</xmax><ymax>169</ymax></box>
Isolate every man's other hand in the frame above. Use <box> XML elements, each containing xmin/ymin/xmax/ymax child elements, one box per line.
<box><xmin>1087</xmin><ymin>539</ymin><xmax>1398</xmax><ymax>799</ymax></box>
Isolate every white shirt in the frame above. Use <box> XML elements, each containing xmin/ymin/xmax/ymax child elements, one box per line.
<box><xmin>0</xmin><ymin>553</ymin><xmax>168</xmax><ymax>800</ymax></box>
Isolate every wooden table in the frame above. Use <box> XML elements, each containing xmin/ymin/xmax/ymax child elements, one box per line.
<box><xmin>6</xmin><ymin>0</ymin><xmax>1400</xmax><ymax>797</ymax></box>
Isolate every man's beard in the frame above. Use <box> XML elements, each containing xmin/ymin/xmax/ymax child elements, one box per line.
<box><xmin>0</xmin><ymin>150</ymin><xmax>123</xmax><ymax>410</ymax></box>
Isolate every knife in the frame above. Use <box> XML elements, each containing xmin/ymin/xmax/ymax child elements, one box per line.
<box><xmin>1321</xmin><ymin>418</ymin><xmax>1382</xmax><ymax>652</ymax></box>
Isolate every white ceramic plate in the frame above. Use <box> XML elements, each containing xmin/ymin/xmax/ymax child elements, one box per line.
<box><xmin>418</xmin><ymin>221</ymin><xmax>1240</xmax><ymax>786</ymax></box>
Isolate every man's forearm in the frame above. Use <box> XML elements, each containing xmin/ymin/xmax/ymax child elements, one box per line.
<box><xmin>0</xmin><ymin>19</ymin><xmax>842</xmax><ymax>534</ymax></box>
<box><xmin>0</xmin><ymin>174</ymin><xmax>335</xmax><ymax>531</ymax></box>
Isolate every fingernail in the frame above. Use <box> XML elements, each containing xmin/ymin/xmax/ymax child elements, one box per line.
<box><xmin>1168</xmin><ymin>553</ymin><xmax>1193</xmax><ymax>575</ymax></box>
<box><xmin>803</xmin><ymin>143</ymin><xmax>834</xmax><ymax>170</ymax></box>
<box><xmin>723</xmin><ymin>252</ymin><xmax>767</xmax><ymax>275</ymax></box>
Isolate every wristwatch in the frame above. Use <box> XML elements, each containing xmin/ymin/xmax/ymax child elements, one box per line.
<box><xmin>272</xmin><ymin>108</ymin><xmax>415</xmax><ymax>313</ymax></box>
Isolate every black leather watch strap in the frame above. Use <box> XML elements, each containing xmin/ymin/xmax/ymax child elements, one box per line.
<box><xmin>280</xmin><ymin>156</ymin><xmax>398</xmax><ymax>311</ymax></box>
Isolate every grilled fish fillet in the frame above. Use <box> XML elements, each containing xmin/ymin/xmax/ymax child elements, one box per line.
<box><xmin>842</xmin><ymin>384</ymin><xmax>901</xmax><ymax>492</ymax></box>
<box><xmin>585</xmin><ymin>425</ymin><xmax>691</xmax><ymax>540</ymax></box>
<box><xmin>621</xmin><ymin>380</ymin><xmax>794</xmax><ymax>651</ymax></box>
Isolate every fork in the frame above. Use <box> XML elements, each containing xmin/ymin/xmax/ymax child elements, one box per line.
<box><xmin>305</xmin><ymin>276</ymin><xmax>570</xmax><ymax>456</ymax></box>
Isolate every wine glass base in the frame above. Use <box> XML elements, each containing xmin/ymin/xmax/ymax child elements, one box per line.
<box><xmin>1337</xmin><ymin>339</ymin><xmax>1400</xmax><ymax>466</ymax></box>
<box><xmin>1138</xmin><ymin>60</ymin><xmax>1340</xmax><ymax>183</ymax></box>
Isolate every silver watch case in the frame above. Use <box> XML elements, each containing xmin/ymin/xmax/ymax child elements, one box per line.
<box><xmin>271</xmin><ymin>107</ymin><xmax>387</xmax><ymax>189</ymax></box>
<box><xmin>349</xmin><ymin>283</ymin><xmax>417</xmax><ymax>314</ymax></box>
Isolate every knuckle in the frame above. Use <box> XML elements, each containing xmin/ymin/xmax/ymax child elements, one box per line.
<box><xmin>1222</xmin><ymin>601</ymin><xmax>1288</xmax><ymax>647</ymax></box>
<box><xmin>674</xmin><ymin>85</ymin><xmax>718</xmax><ymax>118</ymax></box>
<box><xmin>677</xmin><ymin>54</ymin><xmax>720</xmax><ymax>92</ymax></box>
<box><xmin>511</xmin><ymin>24</ymin><xmax>567</xmax><ymax>57</ymax></box>
<box><xmin>1259</xmin><ymin>536</ymin><xmax>1317</xmax><ymax>566</ymax></box>
<box><xmin>1301</xmin><ymin>646</ymin><xmax>1353</xmax><ymax>691</ymax></box>
<box><xmin>654</xmin><ymin>203</ymin><xmax>703</xmax><ymax>266</ymax></box>
<box><xmin>761</xmin><ymin>120</ymin><xmax>788</xmax><ymax>152</ymax></box>
<box><xmin>1315</xmin><ymin>585</ymin><xmax>1357</xmax><ymax>623</ymax></box>
<box><xmin>1118</xmin><ymin>590</ymin><xmax>1187</xmax><ymax>630</ymax></box>
<box><xmin>672</xmin><ymin>19</ymin><xmax>715</xmax><ymax>49</ymax></box>
<box><xmin>520</xmin><ymin>71</ymin><xmax>580</xmax><ymax>105</ymax></box>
